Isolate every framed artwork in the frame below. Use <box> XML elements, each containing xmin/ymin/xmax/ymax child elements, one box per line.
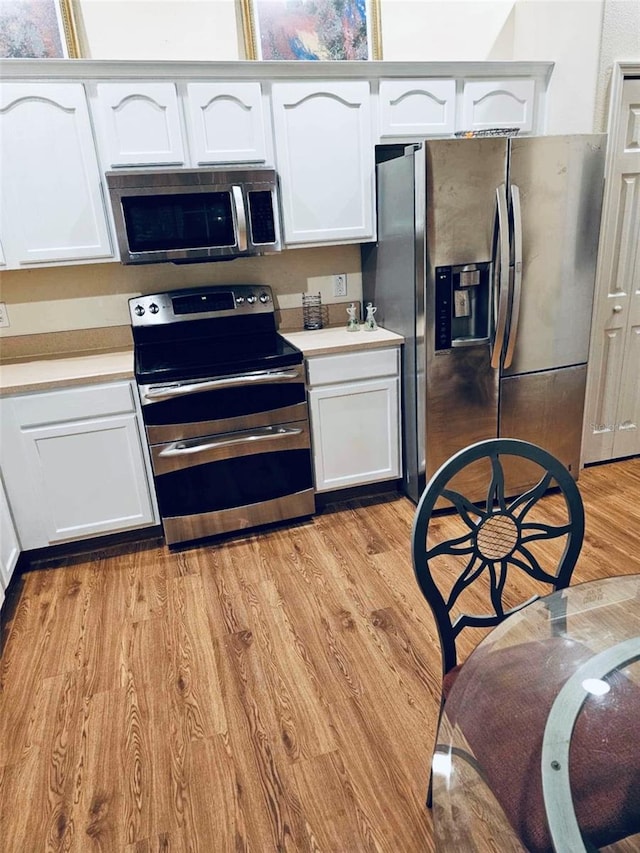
<box><xmin>0</xmin><ymin>0</ymin><xmax>80</xmax><ymax>58</ymax></box>
<box><xmin>241</xmin><ymin>0</ymin><xmax>382</xmax><ymax>61</ymax></box>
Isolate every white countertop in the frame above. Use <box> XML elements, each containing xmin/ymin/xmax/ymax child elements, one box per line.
<box><xmin>0</xmin><ymin>326</ymin><xmax>403</xmax><ymax>396</ymax></box>
<box><xmin>281</xmin><ymin>325</ymin><xmax>404</xmax><ymax>357</ymax></box>
<box><xmin>0</xmin><ymin>349</ymin><xmax>134</xmax><ymax>396</ymax></box>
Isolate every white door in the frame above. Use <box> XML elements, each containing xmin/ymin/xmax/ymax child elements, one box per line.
<box><xmin>21</xmin><ymin>412</ymin><xmax>157</xmax><ymax>543</ymax></box>
<box><xmin>309</xmin><ymin>376</ymin><xmax>400</xmax><ymax>492</ymax></box>
<box><xmin>583</xmin><ymin>73</ymin><xmax>640</xmax><ymax>463</ymax></box>
<box><xmin>94</xmin><ymin>82</ymin><xmax>186</xmax><ymax>167</ymax></box>
<box><xmin>186</xmin><ymin>82</ymin><xmax>269</xmax><ymax>164</ymax></box>
<box><xmin>0</xmin><ymin>82</ymin><xmax>113</xmax><ymax>266</ymax></box>
<box><xmin>271</xmin><ymin>81</ymin><xmax>375</xmax><ymax>245</ymax></box>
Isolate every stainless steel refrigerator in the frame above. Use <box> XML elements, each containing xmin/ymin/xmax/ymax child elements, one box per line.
<box><xmin>362</xmin><ymin>135</ymin><xmax>606</xmax><ymax>502</ymax></box>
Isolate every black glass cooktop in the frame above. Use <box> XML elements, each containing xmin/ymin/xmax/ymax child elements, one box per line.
<box><xmin>135</xmin><ymin>332</ymin><xmax>302</xmax><ymax>384</ymax></box>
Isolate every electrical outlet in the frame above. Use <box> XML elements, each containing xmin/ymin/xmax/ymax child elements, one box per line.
<box><xmin>0</xmin><ymin>302</ymin><xmax>9</xmax><ymax>328</ymax></box>
<box><xmin>333</xmin><ymin>274</ymin><xmax>347</xmax><ymax>297</ymax></box>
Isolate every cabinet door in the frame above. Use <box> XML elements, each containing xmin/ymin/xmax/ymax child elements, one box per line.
<box><xmin>95</xmin><ymin>82</ymin><xmax>186</xmax><ymax>167</ymax></box>
<box><xmin>0</xmin><ymin>83</ymin><xmax>113</xmax><ymax>267</ymax></box>
<box><xmin>0</xmin><ymin>475</ymin><xmax>20</xmax><ymax>599</ymax></box>
<box><xmin>460</xmin><ymin>79</ymin><xmax>536</xmax><ymax>134</ymax></box>
<box><xmin>20</xmin><ymin>412</ymin><xmax>156</xmax><ymax>543</ymax></box>
<box><xmin>186</xmin><ymin>82</ymin><xmax>268</xmax><ymax>165</ymax></box>
<box><xmin>271</xmin><ymin>81</ymin><xmax>375</xmax><ymax>245</ymax></box>
<box><xmin>379</xmin><ymin>80</ymin><xmax>456</xmax><ymax>138</ymax></box>
<box><xmin>309</xmin><ymin>377</ymin><xmax>400</xmax><ymax>492</ymax></box>
<box><xmin>1</xmin><ymin>382</ymin><xmax>158</xmax><ymax>549</ymax></box>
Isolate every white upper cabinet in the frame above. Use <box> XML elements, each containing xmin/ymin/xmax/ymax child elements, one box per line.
<box><xmin>186</xmin><ymin>82</ymin><xmax>269</xmax><ymax>164</ymax></box>
<box><xmin>0</xmin><ymin>82</ymin><xmax>113</xmax><ymax>268</ymax></box>
<box><xmin>461</xmin><ymin>79</ymin><xmax>537</xmax><ymax>133</ymax></box>
<box><xmin>378</xmin><ymin>79</ymin><xmax>456</xmax><ymax>138</ymax></box>
<box><xmin>94</xmin><ymin>82</ymin><xmax>186</xmax><ymax>167</ymax></box>
<box><xmin>271</xmin><ymin>81</ymin><xmax>375</xmax><ymax>246</ymax></box>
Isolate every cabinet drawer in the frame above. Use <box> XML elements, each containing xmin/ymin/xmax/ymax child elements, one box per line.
<box><xmin>307</xmin><ymin>347</ymin><xmax>399</xmax><ymax>386</ymax></box>
<box><xmin>12</xmin><ymin>381</ymin><xmax>137</xmax><ymax>426</ymax></box>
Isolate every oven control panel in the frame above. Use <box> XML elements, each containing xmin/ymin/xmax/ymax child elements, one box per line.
<box><xmin>129</xmin><ymin>285</ymin><xmax>274</xmax><ymax>326</ymax></box>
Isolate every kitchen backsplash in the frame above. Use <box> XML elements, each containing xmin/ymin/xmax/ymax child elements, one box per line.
<box><xmin>0</xmin><ymin>244</ymin><xmax>363</xmax><ymax>358</ymax></box>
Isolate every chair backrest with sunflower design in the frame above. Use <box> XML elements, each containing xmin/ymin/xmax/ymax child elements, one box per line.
<box><xmin>411</xmin><ymin>438</ymin><xmax>585</xmax><ymax>681</ymax></box>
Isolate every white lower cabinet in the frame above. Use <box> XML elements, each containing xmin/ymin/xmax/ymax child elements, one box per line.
<box><xmin>307</xmin><ymin>347</ymin><xmax>401</xmax><ymax>492</ymax></box>
<box><xmin>0</xmin><ymin>381</ymin><xmax>158</xmax><ymax>550</ymax></box>
<box><xmin>0</xmin><ymin>474</ymin><xmax>20</xmax><ymax>607</ymax></box>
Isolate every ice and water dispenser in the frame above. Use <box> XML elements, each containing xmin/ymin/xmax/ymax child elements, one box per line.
<box><xmin>435</xmin><ymin>262</ymin><xmax>491</xmax><ymax>350</ymax></box>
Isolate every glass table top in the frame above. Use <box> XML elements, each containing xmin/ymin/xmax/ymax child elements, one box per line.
<box><xmin>432</xmin><ymin>574</ymin><xmax>640</xmax><ymax>853</ymax></box>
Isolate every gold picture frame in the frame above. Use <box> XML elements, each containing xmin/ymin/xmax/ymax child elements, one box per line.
<box><xmin>59</xmin><ymin>0</ymin><xmax>80</xmax><ymax>57</ymax></box>
<box><xmin>0</xmin><ymin>0</ymin><xmax>81</xmax><ymax>58</ymax></box>
<box><xmin>241</xmin><ymin>0</ymin><xmax>382</xmax><ymax>61</ymax></box>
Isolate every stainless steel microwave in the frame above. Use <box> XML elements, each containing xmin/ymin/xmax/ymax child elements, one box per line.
<box><xmin>106</xmin><ymin>166</ymin><xmax>282</xmax><ymax>264</ymax></box>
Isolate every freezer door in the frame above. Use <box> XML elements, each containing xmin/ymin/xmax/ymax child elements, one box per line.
<box><xmin>426</xmin><ymin>343</ymin><xmax>499</xmax><ymax>500</ymax></box>
<box><xmin>423</xmin><ymin>138</ymin><xmax>506</xmax><ymax>497</ymax></box>
<box><xmin>425</xmin><ymin>137</ymin><xmax>508</xmax><ymax>268</ymax></box>
<box><xmin>499</xmin><ymin>365</ymin><xmax>587</xmax><ymax>487</ymax></box>
<box><xmin>504</xmin><ymin>135</ymin><xmax>606</xmax><ymax>375</ymax></box>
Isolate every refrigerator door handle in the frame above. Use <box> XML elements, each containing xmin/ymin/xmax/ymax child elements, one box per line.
<box><xmin>491</xmin><ymin>183</ymin><xmax>511</xmax><ymax>369</ymax></box>
<box><xmin>504</xmin><ymin>184</ymin><xmax>523</xmax><ymax>369</ymax></box>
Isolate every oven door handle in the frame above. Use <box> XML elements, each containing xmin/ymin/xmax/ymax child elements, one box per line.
<box><xmin>141</xmin><ymin>369</ymin><xmax>301</xmax><ymax>401</ymax></box>
<box><xmin>159</xmin><ymin>426</ymin><xmax>303</xmax><ymax>457</ymax></box>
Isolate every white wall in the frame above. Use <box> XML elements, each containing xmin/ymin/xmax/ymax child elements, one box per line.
<box><xmin>379</xmin><ymin>1</ymin><xmax>516</xmax><ymax>61</ymax></box>
<box><xmin>511</xmin><ymin>0</ymin><xmax>604</xmax><ymax>134</ymax></box>
<box><xmin>78</xmin><ymin>0</ymin><xmax>242</xmax><ymax>60</ymax></box>
<box><xmin>594</xmin><ymin>0</ymin><xmax>640</xmax><ymax>131</ymax></box>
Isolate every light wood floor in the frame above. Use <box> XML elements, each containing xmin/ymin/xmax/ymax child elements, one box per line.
<box><xmin>1</xmin><ymin>456</ymin><xmax>639</xmax><ymax>852</ymax></box>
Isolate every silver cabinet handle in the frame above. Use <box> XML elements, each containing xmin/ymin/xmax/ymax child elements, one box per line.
<box><xmin>231</xmin><ymin>185</ymin><xmax>247</xmax><ymax>252</ymax></box>
<box><xmin>613</xmin><ymin>304</ymin><xmax>623</xmax><ymax>313</ymax></box>
<box><xmin>491</xmin><ymin>183</ymin><xmax>511</xmax><ymax>369</ymax></box>
<box><xmin>504</xmin><ymin>183</ymin><xmax>522</xmax><ymax>369</ymax></box>
<box><xmin>142</xmin><ymin>369</ymin><xmax>300</xmax><ymax>401</ymax></box>
<box><xmin>159</xmin><ymin>426</ymin><xmax>302</xmax><ymax>457</ymax></box>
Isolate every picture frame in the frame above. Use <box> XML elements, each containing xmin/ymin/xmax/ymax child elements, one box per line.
<box><xmin>0</xmin><ymin>0</ymin><xmax>81</xmax><ymax>59</ymax></box>
<box><xmin>241</xmin><ymin>0</ymin><xmax>382</xmax><ymax>61</ymax></box>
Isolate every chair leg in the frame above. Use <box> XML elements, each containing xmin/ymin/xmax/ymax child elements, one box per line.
<box><xmin>426</xmin><ymin>694</ymin><xmax>445</xmax><ymax>809</ymax></box>
<box><xmin>426</xmin><ymin>765</ymin><xmax>434</xmax><ymax>808</ymax></box>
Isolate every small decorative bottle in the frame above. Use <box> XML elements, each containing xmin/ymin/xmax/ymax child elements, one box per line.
<box><xmin>363</xmin><ymin>302</ymin><xmax>378</xmax><ymax>331</ymax></box>
<box><xmin>346</xmin><ymin>302</ymin><xmax>360</xmax><ymax>331</ymax></box>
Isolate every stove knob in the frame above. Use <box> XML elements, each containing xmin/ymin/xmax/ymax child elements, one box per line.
<box><xmin>246</xmin><ymin>294</ymin><xmax>257</xmax><ymax>304</ymax></box>
<box><xmin>235</xmin><ymin>296</ymin><xmax>245</xmax><ymax>305</ymax></box>
<box><xmin>134</xmin><ymin>305</ymin><xmax>145</xmax><ymax>316</ymax></box>
<box><xmin>259</xmin><ymin>292</ymin><xmax>270</xmax><ymax>303</ymax></box>
<box><xmin>149</xmin><ymin>303</ymin><xmax>159</xmax><ymax>314</ymax></box>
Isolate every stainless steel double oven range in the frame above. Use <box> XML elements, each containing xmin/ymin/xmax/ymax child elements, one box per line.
<box><xmin>130</xmin><ymin>285</ymin><xmax>315</xmax><ymax>546</ymax></box>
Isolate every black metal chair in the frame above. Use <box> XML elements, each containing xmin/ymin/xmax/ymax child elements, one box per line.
<box><xmin>411</xmin><ymin>439</ymin><xmax>640</xmax><ymax>852</ymax></box>
<box><xmin>411</xmin><ymin>438</ymin><xmax>585</xmax><ymax>810</ymax></box>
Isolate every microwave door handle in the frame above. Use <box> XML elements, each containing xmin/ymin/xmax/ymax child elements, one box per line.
<box><xmin>504</xmin><ymin>184</ymin><xmax>522</xmax><ymax>370</ymax></box>
<box><xmin>231</xmin><ymin>185</ymin><xmax>248</xmax><ymax>252</ymax></box>
<box><xmin>491</xmin><ymin>183</ymin><xmax>511</xmax><ymax>370</ymax></box>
